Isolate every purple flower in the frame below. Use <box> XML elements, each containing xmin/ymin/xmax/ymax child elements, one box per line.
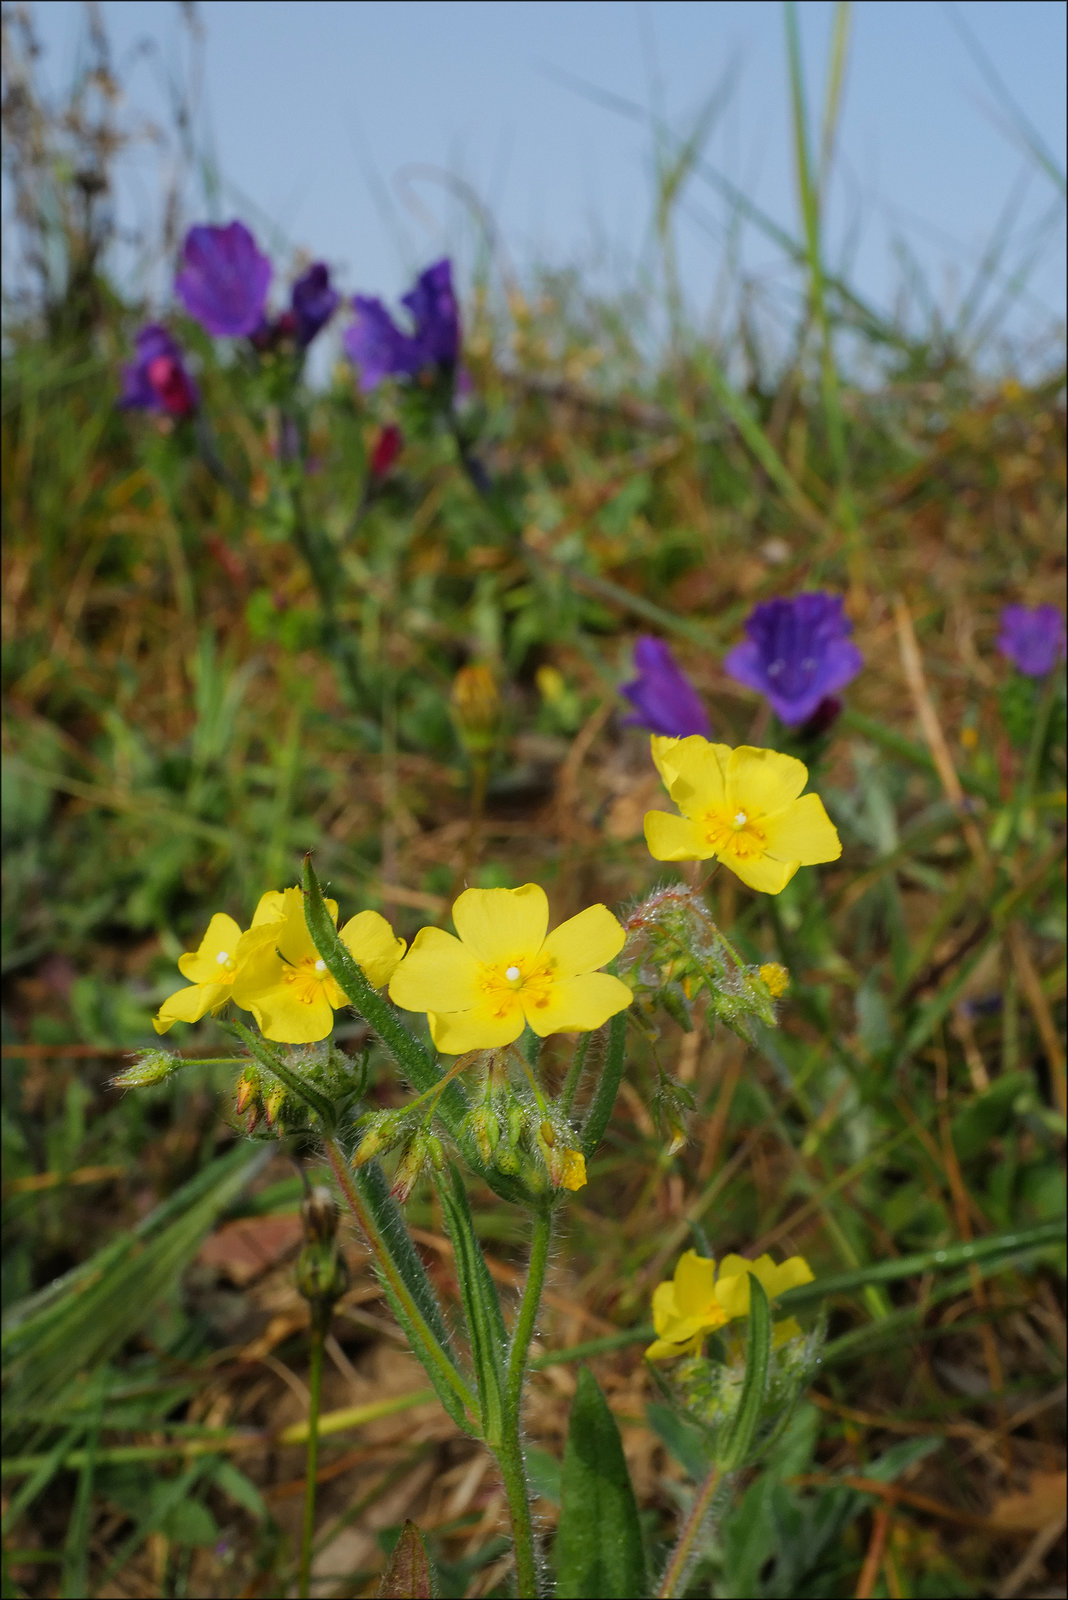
<box><xmin>724</xmin><ymin>593</ymin><xmax>862</xmax><ymax>727</ymax></box>
<box><xmin>401</xmin><ymin>258</ymin><xmax>460</xmax><ymax>367</ymax></box>
<box><xmin>290</xmin><ymin>262</ymin><xmax>338</xmax><ymax>347</ymax></box>
<box><xmin>175</xmin><ymin>221</ymin><xmax>272</xmax><ymax>338</ymax></box>
<box><xmin>997</xmin><ymin>604</ymin><xmax>1066</xmax><ymax>677</ymax></box>
<box><xmin>621</xmin><ymin>637</ymin><xmax>712</xmax><ymax>738</ymax></box>
<box><xmin>119</xmin><ymin>324</ymin><xmax>198</xmax><ymax>418</ymax></box>
<box><xmin>344</xmin><ymin>258</ymin><xmax>460</xmax><ymax>390</ymax></box>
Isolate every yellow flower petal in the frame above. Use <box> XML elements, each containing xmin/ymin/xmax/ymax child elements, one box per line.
<box><xmin>340</xmin><ymin>910</ymin><xmax>406</xmax><ymax>988</ymax></box>
<box><xmin>250</xmin><ymin>891</ymin><xmax>287</xmax><ymax>927</ymax></box>
<box><xmin>247</xmin><ymin>979</ymin><xmax>335</xmax><ymax>1044</ymax></box>
<box><xmin>772</xmin><ymin>1316</ymin><xmax>804</xmax><ymax>1347</ymax></box>
<box><xmin>560</xmin><ymin>1148</ymin><xmax>587</xmax><ymax>1191</ymax></box>
<box><xmin>651</xmin><ymin>1280</ymin><xmax>680</xmax><ymax>1336</ymax></box>
<box><xmin>522</xmin><ymin>972</ymin><xmax>632</xmax><ymax>1037</ymax></box>
<box><xmin>427</xmin><ymin>1003</ymin><xmax>525</xmax><ymax>1054</ymax></box>
<box><xmin>274</xmin><ymin>887</ymin><xmax>338</xmax><ymax>965</ymax></box>
<box><xmin>388</xmin><ymin>926</ymin><xmax>481</xmax><ymax>1013</ymax></box>
<box><xmin>645</xmin><ymin>1336</ymin><xmax>696</xmax><ymax>1361</ymax></box>
<box><xmin>643</xmin><ymin>809</ymin><xmax>711</xmax><ymax>862</ymax></box>
<box><xmin>749</xmin><ymin>1252</ymin><xmax>815</xmax><ymax>1298</ymax></box>
<box><xmin>763</xmin><ymin>792</ymin><xmax>842</xmax><ymax>865</ymax></box>
<box><xmin>726</xmin><ymin>746</ymin><xmax>809</xmax><ymax>816</ymax></box>
<box><xmin>539</xmin><ymin>903</ymin><xmax>625</xmax><ymax>978</ymax></box>
<box><xmin>177</xmin><ymin>913</ymin><xmax>243</xmax><ymax>983</ymax></box>
<box><xmin>652</xmin><ymin>735</ymin><xmax>731</xmax><ymax>814</ymax></box>
<box><xmin>153</xmin><ymin>980</ymin><xmax>228</xmax><ymax>1032</ymax></box>
<box><xmin>674</xmin><ymin>1249</ymin><xmax>720</xmax><ymax>1318</ymax></box>
<box><xmin>720</xmin><ymin>851</ymin><xmax>799</xmax><ymax>894</ymax></box>
<box><xmin>451</xmin><ymin>883</ymin><xmax>549</xmax><ymax>964</ymax></box>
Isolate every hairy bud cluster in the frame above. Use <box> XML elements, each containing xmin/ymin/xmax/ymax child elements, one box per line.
<box><xmin>664</xmin><ymin>1319</ymin><xmax>824</xmax><ymax>1464</ymax></box>
<box><xmin>232</xmin><ymin>1042</ymin><xmax>366</xmax><ymax>1137</ymax></box>
<box><xmin>113</xmin><ymin>1050</ymin><xmax>183</xmax><ymax>1088</ymax></box>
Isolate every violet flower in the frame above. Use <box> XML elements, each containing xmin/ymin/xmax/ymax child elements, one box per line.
<box><xmin>119</xmin><ymin>324</ymin><xmax>198</xmax><ymax>418</ymax></box>
<box><xmin>724</xmin><ymin>593</ymin><xmax>862</xmax><ymax>727</ymax></box>
<box><xmin>175</xmin><ymin>221</ymin><xmax>272</xmax><ymax>338</ymax></box>
<box><xmin>996</xmin><ymin>605</ymin><xmax>1066</xmax><ymax>678</ymax></box>
<box><xmin>290</xmin><ymin>262</ymin><xmax>338</xmax><ymax>347</ymax></box>
<box><xmin>344</xmin><ymin>258</ymin><xmax>460</xmax><ymax>390</ymax></box>
<box><xmin>621</xmin><ymin>637</ymin><xmax>712</xmax><ymax>739</ymax></box>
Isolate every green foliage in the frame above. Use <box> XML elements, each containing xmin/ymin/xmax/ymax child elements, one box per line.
<box><xmin>554</xmin><ymin>1369</ymin><xmax>648</xmax><ymax>1599</ymax></box>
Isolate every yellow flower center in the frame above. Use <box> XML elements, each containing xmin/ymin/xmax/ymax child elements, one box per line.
<box><xmin>283</xmin><ymin>956</ymin><xmax>330</xmax><ymax>1006</ymax></box>
<box><xmin>478</xmin><ymin>955</ymin><xmax>555</xmax><ymax>1017</ymax></box>
<box><xmin>702</xmin><ymin>805</ymin><xmax>768</xmax><ymax>859</ymax></box>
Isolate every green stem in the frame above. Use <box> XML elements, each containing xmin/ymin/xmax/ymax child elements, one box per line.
<box><xmin>506</xmin><ymin>1206</ymin><xmax>553</xmax><ymax>1415</ymax></box>
<box><xmin>297</xmin><ymin>1315</ymin><xmax>325</xmax><ymax>1600</ymax></box>
<box><xmin>321</xmin><ymin>1137</ymin><xmax>478</xmax><ymax>1426</ymax></box>
<box><xmin>558</xmin><ymin>1033</ymin><xmax>592</xmax><ymax>1118</ymax></box>
<box><xmin>657</xmin><ymin>1462</ymin><xmax>722</xmax><ymax>1599</ymax></box>
<box><xmin>497</xmin><ymin>1205</ymin><xmax>553</xmax><ymax>1598</ymax></box>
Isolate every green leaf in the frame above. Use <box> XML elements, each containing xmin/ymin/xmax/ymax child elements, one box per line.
<box><xmin>433</xmin><ymin>1165</ymin><xmax>507</xmax><ymax>1447</ymax></box>
<box><xmin>555</xmin><ymin>1368</ymin><xmax>647</xmax><ymax>1599</ymax></box>
<box><xmin>719</xmin><ymin>1276</ymin><xmax>771</xmax><ymax>1470</ymax></box>
<box><xmin>580</xmin><ymin>1008</ymin><xmax>628</xmax><ymax>1159</ymax></box>
<box><xmin>377</xmin><ymin>1520</ymin><xmax>435</xmax><ymax>1598</ymax></box>
<box><xmin>351</xmin><ymin>1161</ymin><xmax>476</xmax><ymax>1435</ymax></box>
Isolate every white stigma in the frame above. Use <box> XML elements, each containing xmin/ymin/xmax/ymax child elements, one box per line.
<box><xmin>505</xmin><ymin>965</ymin><xmax>521</xmax><ymax>982</ymax></box>
<box><xmin>733</xmin><ymin>811</ymin><xmax>748</xmax><ymax>827</ymax></box>
<box><xmin>215</xmin><ymin>950</ymin><xmax>229</xmax><ymax>965</ymax></box>
<box><xmin>314</xmin><ymin>959</ymin><xmax>326</xmax><ymax>972</ymax></box>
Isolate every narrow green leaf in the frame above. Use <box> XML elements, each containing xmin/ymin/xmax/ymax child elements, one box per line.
<box><xmin>581</xmin><ymin>1008</ymin><xmax>628</xmax><ymax>1159</ymax></box>
<box><xmin>351</xmin><ymin>1161</ymin><xmax>476</xmax><ymax>1435</ymax></box>
<box><xmin>377</xmin><ymin>1520</ymin><xmax>435</xmax><ymax>1598</ymax></box>
<box><xmin>719</xmin><ymin>1277</ymin><xmax>771</xmax><ymax>1471</ymax></box>
<box><xmin>555</xmin><ymin>1368</ymin><xmax>648</xmax><ymax>1599</ymax></box>
<box><xmin>433</xmin><ymin>1166</ymin><xmax>507</xmax><ymax>1447</ymax></box>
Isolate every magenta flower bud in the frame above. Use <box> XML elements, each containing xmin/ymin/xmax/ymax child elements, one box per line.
<box><xmin>119</xmin><ymin>324</ymin><xmax>198</xmax><ymax>418</ymax></box>
<box><xmin>290</xmin><ymin>262</ymin><xmax>339</xmax><ymax>347</ymax></box>
<box><xmin>996</xmin><ymin>604</ymin><xmax>1066</xmax><ymax>677</ymax></box>
<box><xmin>621</xmin><ymin>637</ymin><xmax>712</xmax><ymax>738</ymax></box>
<box><xmin>724</xmin><ymin>593</ymin><xmax>862</xmax><ymax>727</ymax></box>
<box><xmin>175</xmin><ymin>220</ymin><xmax>272</xmax><ymax>338</ymax></box>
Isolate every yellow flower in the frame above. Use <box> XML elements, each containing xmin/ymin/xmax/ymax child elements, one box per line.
<box><xmin>644</xmin><ymin>737</ymin><xmax>841</xmax><ymax>894</ymax></box>
<box><xmin>388</xmin><ymin>883</ymin><xmax>632</xmax><ymax>1054</ymax></box>
<box><xmin>233</xmin><ymin>886</ymin><xmax>405</xmax><ymax>1044</ymax></box>
<box><xmin>759</xmin><ymin>962</ymin><xmax>790</xmax><ymax>998</ymax></box>
<box><xmin>560</xmin><ymin>1148</ymin><xmax>587</xmax><ymax>1192</ymax></box>
<box><xmin>645</xmin><ymin>1248</ymin><xmax>814</xmax><ymax>1361</ymax></box>
<box><xmin>153</xmin><ymin>893</ymin><xmax>285</xmax><ymax>1035</ymax></box>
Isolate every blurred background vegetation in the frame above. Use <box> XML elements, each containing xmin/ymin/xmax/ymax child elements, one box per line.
<box><xmin>1</xmin><ymin>3</ymin><xmax>1064</xmax><ymax>1596</ymax></box>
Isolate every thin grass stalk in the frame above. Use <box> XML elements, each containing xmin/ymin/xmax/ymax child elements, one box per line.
<box><xmin>297</xmin><ymin>1317</ymin><xmax>325</xmax><ymax>1600</ymax></box>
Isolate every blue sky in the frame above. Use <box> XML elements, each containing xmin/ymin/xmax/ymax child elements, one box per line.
<box><xmin>17</xmin><ymin>1</ymin><xmax>1068</xmax><ymax>363</ymax></box>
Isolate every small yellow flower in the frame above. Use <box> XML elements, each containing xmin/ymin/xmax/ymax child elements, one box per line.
<box><xmin>234</xmin><ymin>886</ymin><xmax>405</xmax><ymax>1044</ymax></box>
<box><xmin>759</xmin><ymin>962</ymin><xmax>790</xmax><ymax>998</ymax></box>
<box><xmin>560</xmin><ymin>1148</ymin><xmax>587</xmax><ymax>1192</ymax></box>
<box><xmin>388</xmin><ymin>883</ymin><xmax>632</xmax><ymax>1054</ymax></box>
<box><xmin>645</xmin><ymin>1248</ymin><xmax>814</xmax><ymax>1361</ymax></box>
<box><xmin>153</xmin><ymin>893</ymin><xmax>285</xmax><ymax>1035</ymax></box>
<box><xmin>644</xmin><ymin>736</ymin><xmax>841</xmax><ymax>893</ymax></box>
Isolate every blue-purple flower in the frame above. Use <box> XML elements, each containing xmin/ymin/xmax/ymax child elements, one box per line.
<box><xmin>290</xmin><ymin>262</ymin><xmax>338</xmax><ymax>347</ymax></box>
<box><xmin>724</xmin><ymin>593</ymin><xmax>862</xmax><ymax>727</ymax></box>
<box><xmin>119</xmin><ymin>324</ymin><xmax>198</xmax><ymax>418</ymax></box>
<box><xmin>175</xmin><ymin>221</ymin><xmax>272</xmax><ymax>338</ymax></box>
<box><xmin>621</xmin><ymin>637</ymin><xmax>712</xmax><ymax>738</ymax></box>
<box><xmin>344</xmin><ymin>258</ymin><xmax>460</xmax><ymax>391</ymax></box>
<box><xmin>997</xmin><ymin>604</ymin><xmax>1066</xmax><ymax>677</ymax></box>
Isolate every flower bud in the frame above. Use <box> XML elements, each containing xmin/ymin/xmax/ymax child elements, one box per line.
<box><xmin>391</xmin><ymin>1133</ymin><xmax>430</xmax><ymax>1204</ymax></box>
<box><xmin>301</xmin><ymin>1185</ymin><xmax>340</xmax><ymax>1245</ymax></box>
<box><xmin>351</xmin><ymin>1114</ymin><xmax>403</xmax><ymax>1169</ymax></box>
<box><xmin>758</xmin><ymin>963</ymin><xmax>790</xmax><ymax>999</ymax></box>
<box><xmin>263</xmin><ymin>1082</ymin><xmax>287</xmax><ymax>1130</ymax></box>
<box><xmin>113</xmin><ymin>1050</ymin><xmax>180</xmax><ymax>1088</ymax></box>
<box><xmin>234</xmin><ymin>1066</ymin><xmax>262</xmax><ymax>1117</ymax></box>
<box><xmin>450</xmin><ymin>664</ymin><xmax>500</xmax><ymax>758</ymax></box>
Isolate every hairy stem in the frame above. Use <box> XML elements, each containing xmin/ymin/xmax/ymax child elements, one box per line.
<box><xmin>657</xmin><ymin>1461</ymin><xmax>722</xmax><ymax>1598</ymax></box>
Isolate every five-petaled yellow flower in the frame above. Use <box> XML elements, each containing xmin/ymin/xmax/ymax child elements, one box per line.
<box><xmin>233</xmin><ymin>887</ymin><xmax>405</xmax><ymax>1044</ymax></box>
<box><xmin>388</xmin><ymin>883</ymin><xmax>632</xmax><ymax>1054</ymax></box>
<box><xmin>645</xmin><ymin>1248</ymin><xmax>814</xmax><ymax>1361</ymax></box>
<box><xmin>153</xmin><ymin>893</ymin><xmax>286</xmax><ymax>1035</ymax></box>
<box><xmin>644</xmin><ymin>737</ymin><xmax>841</xmax><ymax>893</ymax></box>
